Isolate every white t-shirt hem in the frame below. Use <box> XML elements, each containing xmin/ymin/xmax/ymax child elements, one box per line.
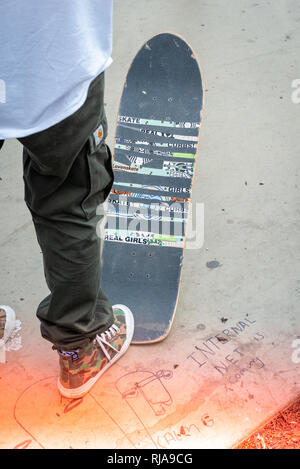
<box><xmin>1</xmin><ymin>57</ymin><xmax>112</xmax><ymax>140</ymax></box>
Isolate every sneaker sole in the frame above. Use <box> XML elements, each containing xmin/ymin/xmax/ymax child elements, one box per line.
<box><xmin>57</xmin><ymin>304</ymin><xmax>135</xmax><ymax>399</ymax></box>
<box><xmin>0</xmin><ymin>305</ymin><xmax>16</xmax><ymax>348</ymax></box>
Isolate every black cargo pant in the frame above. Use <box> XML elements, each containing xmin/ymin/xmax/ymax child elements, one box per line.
<box><xmin>0</xmin><ymin>72</ymin><xmax>114</xmax><ymax>351</ymax></box>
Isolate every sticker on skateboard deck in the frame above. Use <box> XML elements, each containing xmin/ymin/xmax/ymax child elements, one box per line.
<box><xmin>101</xmin><ymin>33</ymin><xmax>203</xmax><ymax>343</ymax></box>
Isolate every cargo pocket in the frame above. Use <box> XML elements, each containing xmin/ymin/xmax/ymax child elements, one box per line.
<box><xmin>81</xmin><ymin>139</ymin><xmax>114</xmax><ymax>220</ymax></box>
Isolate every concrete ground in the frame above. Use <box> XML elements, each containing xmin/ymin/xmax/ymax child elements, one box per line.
<box><xmin>0</xmin><ymin>0</ymin><xmax>299</xmax><ymax>449</ymax></box>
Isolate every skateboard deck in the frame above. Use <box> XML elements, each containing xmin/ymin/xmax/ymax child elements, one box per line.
<box><xmin>101</xmin><ymin>33</ymin><xmax>203</xmax><ymax>343</ymax></box>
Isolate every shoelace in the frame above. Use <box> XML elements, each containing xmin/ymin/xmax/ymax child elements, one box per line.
<box><xmin>94</xmin><ymin>324</ymin><xmax>120</xmax><ymax>361</ymax></box>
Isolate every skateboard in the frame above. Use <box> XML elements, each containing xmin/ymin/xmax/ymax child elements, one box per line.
<box><xmin>101</xmin><ymin>33</ymin><xmax>203</xmax><ymax>343</ymax></box>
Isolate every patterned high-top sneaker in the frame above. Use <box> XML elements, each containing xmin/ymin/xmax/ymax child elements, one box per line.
<box><xmin>57</xmin><ymin>304</ymin><xmax>134</xmax><ymax>399</ymax></box>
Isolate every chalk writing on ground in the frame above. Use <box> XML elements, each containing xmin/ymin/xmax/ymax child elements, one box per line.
<box><xmin>186</xmin><ymin>316</ymin><xmax>266</xmax><ymax>383</ymax></box>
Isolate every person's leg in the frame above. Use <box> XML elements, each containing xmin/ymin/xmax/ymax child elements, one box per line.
<box><xmin>0</xmin><ymin>140</ymin><xmax>4</xmax><ymax>150</ymax></box>
<box><xmin>19</xmin><ymin>72</ymin><xmax>114</xmax><ymax>351</ymax></box>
